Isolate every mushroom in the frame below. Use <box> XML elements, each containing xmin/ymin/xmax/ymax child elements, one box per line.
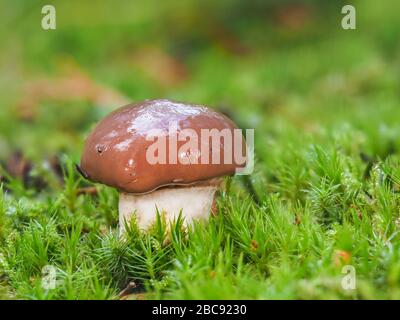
<box><xmin>79</xmin><ymin>99</ymin><xmax>246</xmax><ymax>233</ymax></box>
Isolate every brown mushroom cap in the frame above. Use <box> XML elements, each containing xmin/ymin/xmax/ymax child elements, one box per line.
<box><xmin>80</xmin><ymin>99</ymin><xmax>246</xmax><ymax>194</ymax></box>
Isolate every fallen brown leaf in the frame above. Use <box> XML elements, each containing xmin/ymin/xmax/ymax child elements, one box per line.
<box><xmin>131</xmin><ymin>47</ymin><xmax>188</xmax><ymax>88</ymax></box>
<box><xmin>6</xmin><ymin>151</ymin><xmax>32</xmax><ymax>183</ymax></box>
<box><xmin>274</xmin><ymin>4</ymin><xmax>313</xmax><ymax>31</ymax></box>
<box><xmin>16</xmin><ymin>59</ymin><xmax>129</xmax><ymax>121</ymax></box>
<box><xmin>333</xmin><ymin>249</ymin><xmax>352</xmax><ymax>267</ymax></box>
<box><xmin>250</xmin><ymin>239</ymin><xmax>259</xmax><ymax>251</ymax></box>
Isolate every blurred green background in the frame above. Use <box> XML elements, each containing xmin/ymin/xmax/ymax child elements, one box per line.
<box><xmin>1</xmin><ymin>0</ymin><xmax>399</xmax><ymax>165</ymax></box>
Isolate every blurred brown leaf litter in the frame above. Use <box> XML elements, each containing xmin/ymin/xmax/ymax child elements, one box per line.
<box><xmin>0</xmin><ymin>152</ymin><xmax>63</xmax><ymax>192</ymax></box>
<box><xmin>131</xmin><ymin>47</ymin><xmax>189</xmax><ymax>88</ymax></box>
<box><xmin>274</xmin><ymin>3</ymin><xmax>314</xmax><ymax>31</ymax></box>
<box><xmin>16</xmin><ymin>59</ymin><xmax>130</xmax><ymax>121</ymax></box>
<box><xmin>333</xmin><ymin>249</ymin><xmax>352</xmax><ymax>267</ymax></box>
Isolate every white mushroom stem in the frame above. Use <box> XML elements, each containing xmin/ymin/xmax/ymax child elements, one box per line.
<box><xmin>119</xmin><ymin>185</ymin><xmax>218</xmax><ymax>233</ymax></box>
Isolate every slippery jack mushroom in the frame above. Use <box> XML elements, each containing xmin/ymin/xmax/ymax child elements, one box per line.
<box><xmin>79</xmin><ymin>99</ymin><xmax>247</xmax><ymax>233</ymax></box>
